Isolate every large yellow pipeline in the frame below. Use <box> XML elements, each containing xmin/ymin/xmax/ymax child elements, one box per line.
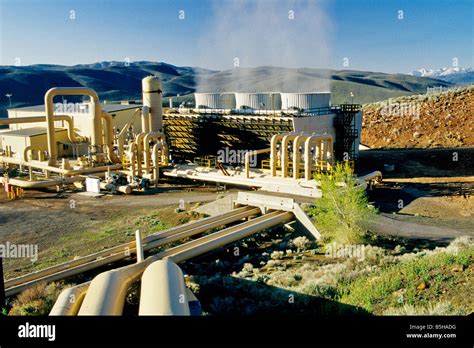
<box><xmin>139</xmin><ymin>260</ymin><xmax>190</xmax><ymax>315</ymax></box>
<box><xmin>44</xmin><ymin>87</ymin><xmax>103</xmax><ymax>165</ymax></box>
<box><xmin>0</xmin><ymin>155</ymin><xmax>121</xmax><ymax>176</ymax></box>
<box><xmin>78</xmin><ymin>210</ymin><xmax>289</xmax><ymax>315</ymax></box>
<box><xmin>304</xmin><ymin>135</ymin><xmax>333</xmax><ymax>180</ymax></box>
<box><xmin>292</xmin><ymin>134</ymin><xmax>312</xmax><ymax>179</ymax></box>
<box><xmin>49</xmin><ymin>282</ymin><xmax>90</xmax><ymax>316</ymax></box>
<box><xmin>143</xmin><ymin>132</ymin><xmax>164</xmax><ymax>173</ymax></box>
<box><xmin>270</xmin><ymin>133</ymin><xmax>298</xmax><ymax>177</ymax></box>
<box><xmin>6</xmin><ymin>206</ymin><xmax>260</xmax><ymax>296</ymax></box>
<box><xmin>0</xmin><ymin>115</ymin><xmax>87</xmax><ymax>144</ymax></box>
<box><xmin>5</xmin><ymin>176</ymin><xmax>85</xmax><ymax>189</ymax></box>
<box><xmin>101</xmin><ymin>111</ymin><xmax>121</xmax><ymax>163</ymax></box>
<box><xmin>280</xmin><ymin>133</ymin><xmax>302</xmax><ymax>178</ymax></box>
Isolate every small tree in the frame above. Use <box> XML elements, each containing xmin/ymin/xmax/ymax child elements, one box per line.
<box><xmin>310</xmin><ymin>163</ymin><xmax>376</xmax><ymax>244</ymax></box>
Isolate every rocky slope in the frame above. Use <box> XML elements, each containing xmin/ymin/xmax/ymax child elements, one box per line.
<box><xmin>362</xmin><ymin>86</ymin><xmax>474</xmax><ymax>149</ymax></box>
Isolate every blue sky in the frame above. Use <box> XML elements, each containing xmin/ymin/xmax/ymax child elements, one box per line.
<box><xmin>0</xmin><ymin>0</ymin><xmax>472</xmax><ymax>73</ymax></box>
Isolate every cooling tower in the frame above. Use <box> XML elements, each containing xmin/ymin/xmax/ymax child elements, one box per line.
<box><xmin>235</xmin><ymin>93</ymin><xmax>281</xmax><ymax>110</ymax></box>
<box><xmin>194</xmin><ymin>93</ymin><xmax>236</xmax><ymax>109</ymax></box>
<box><xmin>281</xmin><ymin>92</ymin><xmax>331</xmax><ymax>111</ymax></box>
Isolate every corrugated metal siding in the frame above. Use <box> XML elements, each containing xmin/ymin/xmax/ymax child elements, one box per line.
<box><xmin>194</xmin><ymin>93</ymin><xmax>236</xmax><ymax>109</ymax></box>
<box><xmin>235</xmin><ymin>93</ymin><xmax>281</xmax><ymax>110</ymax></box>
<box><xmin>281</xmin><ymin>93</ymin><xmax>331</xmax><ymax>111</ymax></box>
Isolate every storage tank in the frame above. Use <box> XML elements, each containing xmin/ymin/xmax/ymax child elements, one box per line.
<box><xmin>194</xmin><ymin>93</ymin><xmax>236</xmax><ymax>109</ymax></box>
<box><xmin>142</xmin><ymin>76</ymin><xmax>163</xmax><ymax>132</ymax></box>
<box><xmin>235</xmin><ymin>93</ymin><xmax>281</xmax><ymax>110</ymax></box>
<box><xmin>281</xmin><ymin>92</ymin><xmax>331</xmax><ymax>111</ymax></box>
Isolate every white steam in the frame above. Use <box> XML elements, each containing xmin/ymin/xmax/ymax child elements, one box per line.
<box><xmin>195</xmin><ymin>0</ymin><xmax>333</xmax><ymax>92</ymax></box>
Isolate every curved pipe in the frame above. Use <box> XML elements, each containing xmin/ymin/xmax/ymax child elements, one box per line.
<box><xmin>270</xmin><ymin>134</ymin><xmax>285</xmax><ymax>176</ymax></box>
<box><xmin>45</xmin><ymin>87</ymin><xmax>103</xmax><ymax>165</ymax></box>
<box><xmin>139</xmin><ymin>260</ymin><xmax>190</xmax><ymax>315</ymax></box>
<box><xmin>281</xmin><ymin>132</ymin><xmax>303</xmax><ymax>178</ymax></box>
<box><xmin>292</xmin><ymin>134</ymin><xmax>312</xmax><ymax>179</ymax></box>
<box><xmin>134</xmin><ymin>133</ymin><xmax>147</xmax><ymax>174</ymax></box>
<box><xmin>101</xmin><ymin>111</ymin><xmax>121</xmax><ymax>163</ymax></box>
<box><xmin>143</xmin><ymin>132</ymin><xmax>164</xmax><ymax>173</ymax></box>
<box><xmin>50</xmin><ymin>282</ymin><xmax>90</xmax><ymax>316</ymax></box>
<box><xmin>245</xmin><ymin>148</ymin><xmax>270</xmax><ymax>178</ymax></box>
<box><xmin>304</xmin><ymin>135</ymin><xmax>333</xmax><ymax>181</ymax></box>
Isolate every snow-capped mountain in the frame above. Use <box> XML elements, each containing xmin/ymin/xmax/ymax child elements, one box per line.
<box><xmin>411</xmin><ymin>67</ymin><xmax>474</xmax><ymax>84</ymax></box>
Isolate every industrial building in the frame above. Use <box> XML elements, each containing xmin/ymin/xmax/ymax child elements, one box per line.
<box><xmin>0</xmin><ymin>76</ymin><xmax>383</xmax><ymax>316</ymax></box>
<box><xmin>165</xmin><ymin>91</ymin><xmax>362</xmax><ymax>162</ymax></box>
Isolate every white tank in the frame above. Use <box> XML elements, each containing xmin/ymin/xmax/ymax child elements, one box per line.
<box><xmin>235</xmin><ymin>93</ymin><xmax>281</xmax><ymax>110</ymax></box>
<box><xmin>142</xmin><ymin>76</ymin><xmax>163</xmax><ymax>132</ymax></box>
<box><xmin>194</xmin><ymin>93</ymin><xmax>236</xmax><ymax>109</ymax></box>
<box><xmin>281</xmin><ymin>92</ymin><xmax>331</xmax><ymax>111</ymax></box>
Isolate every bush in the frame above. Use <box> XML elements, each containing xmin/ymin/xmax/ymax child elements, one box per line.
<box><xmin>310</xmin><ymin>163</ymin><xmax>376</xmax><ymax>244</ymax></box>
<box><xmin>290</xmin><ymin>236</ymin><xmax>312</xmax><ymax>252</ymax></box>
<box><xmin>9</xmin><ymin>282</ymin><xmax>66</xmax><ymax>316</ymax></box>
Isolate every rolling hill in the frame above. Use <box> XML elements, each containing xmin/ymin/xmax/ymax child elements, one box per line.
<box><xmin>0</xmin><ymin>61</ymin><xmax>454</xmax><ymax>117</ymax></box>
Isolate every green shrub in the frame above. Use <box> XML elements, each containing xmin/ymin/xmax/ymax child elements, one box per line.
<box><xmin>310</xmin><ymin>163</ymin><xmax>376</xmax><ymax>244</ymax></box>
<box><xmin>9</xmin><ymin>282</ymin><xmax>66</xmax><ymax>316</ymax></box>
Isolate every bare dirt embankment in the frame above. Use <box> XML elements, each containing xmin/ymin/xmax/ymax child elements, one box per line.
<box><xmin>362</xmin><ymin>86</ymin><xmax>474</xmax><ymax>149</ymax></box>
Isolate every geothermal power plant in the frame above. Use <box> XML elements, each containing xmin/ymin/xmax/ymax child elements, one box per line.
<box><xmin>0</xmin><ymin>76</ymin><xmax>381</xmax><ymax>315</ymax></box>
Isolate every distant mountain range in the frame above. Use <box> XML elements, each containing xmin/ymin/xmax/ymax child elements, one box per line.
<box><xmin>411</xmin><ymin>67</ymin><xmax>474</xmax><ymax>84</ymax></box>
<box><xmin>0</xmin><ymin>61</ymin><xmax>455</xmax><ymax>117</ymax></box>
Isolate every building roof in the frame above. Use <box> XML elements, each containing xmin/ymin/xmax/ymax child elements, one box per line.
<box><xmin>0</xmin><ymin>127</ymin><xmax>65</xmax><ymax>137</ymax></box>
<box><xmin>8</xmin><ymin>103</ymin><xmax>141</xmax><ymax>113</ymax></box>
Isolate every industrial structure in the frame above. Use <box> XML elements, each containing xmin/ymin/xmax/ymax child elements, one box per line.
<box><xmin>0</xmin><ymin>77</ymin><xmax>367</xmax><ymax>195</ymax></box>
<box><xmin>0</xmin><ymin>77</ymin><xmax>382</xmax><ymax>315</ymax></box>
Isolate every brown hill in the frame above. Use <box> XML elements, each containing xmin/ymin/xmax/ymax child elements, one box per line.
<box><xmin>361</xmin><ymin>86</ymin><xmax>474</xmax><ymax>149</ymax></box>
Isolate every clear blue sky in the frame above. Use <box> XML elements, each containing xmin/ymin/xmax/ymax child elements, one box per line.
<box><xmin>0</xmin><ymin>0</ymin><xmax>472</xmax><ymax>73</ymax></box>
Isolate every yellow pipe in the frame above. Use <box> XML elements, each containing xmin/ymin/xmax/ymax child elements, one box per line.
<box><xmin>152</xmin><ymin>143</ymin><xmax>161</xmax><ymax>181</ymax></box>
<box><xmin>139</xmin><ymin>260</ymin><xmax>190</xmax><ymax>315</ymax></box>
<box><xmin>5</xmin><ymin>206</ymin><xmax>258</xmax><ymax>295</ymax></box>
<box><xmin>281</xmin><ymin>133</ymin><xmax>302</xmax><ymax>178</ymax></box>
<box><xmin>45</xmin><ymin>87</ymin><xmax>103</xmax><ymax>165</ymax></box>
<box><xmin>304</xmin><ymin>135</ymin><xmax>333</xmax><ymax>180</ymax></box>
<box><xmin>292</xmin><ymin>134</ymin><xmax>312</xmax><ymax>179</ymax></box>
<box><xmin>270</xmin><ymin>134</ymin><xmax>285</xmax><ymax>176</ymax></box>
<box><xmin>5</xmin><ymin>176</ymin><xmax>85</xmax><ymax>189</ymax></box>
<box><xmin>141</xmin><ymin>106</ymin><xmax>150</xmax><ymax>133</ymax></box>
<box><xmin>134</xmin><ymin>133</ymin><xmax>147</xmax><ymax>174</ymax></box>
<box><xmin>0</xmin><ymin>155</ymin><xmax>121</xmax><ymax>176</ymax></box>
<box><xmin>101</xmin><ymin>111</ymin><xmax>121</xmax><ymax>163</ymax></box>
<box><xmin>143</xmin><ymin>132</ymin><xmax>164</xmax><ymax>173</ymax></box>
<box><xmin>79</xmin><ymin>210</ymin><xmax>287</xmax><ymax>315</ymax></box>
<box><xmin>245</xmin><ymin>148</ymin><xmax>270</xmax><ymax>178</ymax></box>
<box><xmin>49</xmin><ymin>282</ymin><xmax>90</xmax><ymax>316</ymax></box>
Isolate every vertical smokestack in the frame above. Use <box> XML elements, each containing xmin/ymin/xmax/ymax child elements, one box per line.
<box><xmin>142</xmin><ymin>76</ymin><xmax>163</xmax><ymax>132</ymax></box>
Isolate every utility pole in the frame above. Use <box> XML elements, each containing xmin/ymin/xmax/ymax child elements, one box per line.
<box><xmin>5</xmin><ymin>93</ymin><xmax>12</xmax><ymax>108</ymax></box>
